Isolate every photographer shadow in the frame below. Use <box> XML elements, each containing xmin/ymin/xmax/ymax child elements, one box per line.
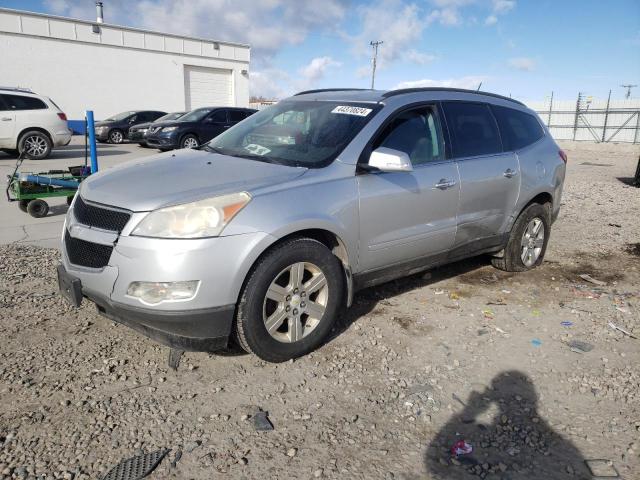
<box><xmin>425</xmin><ymin>371</ymin><xmax>590</xmax><ymax>479</ymax></box>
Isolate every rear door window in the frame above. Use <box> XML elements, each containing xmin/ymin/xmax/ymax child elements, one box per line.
<box><xmin>0</xmin><ymin>95</ymin><xmax>8</xmax><ymax>111</ymax></box>
<box><xmin>372</xmin><ymin>106</ymin><xmax>445</xmax><ymax>166</ymax></box>
<box><xmin>4</xmin><ymin>94</ymin><xmax>48</xmax><ymax>110</ymax></box>
<box><xmin>229</xmin><ymin>110</ymin><xmax>246</xmax><ymax>123</ymax></box>
<box><xmin>207</xmin><ymin>109</ymin><xmax>228</xmax><ymax>123</ymax></box>
<box><xmin>442</xmin><ymin>102</ymin><xmax>502</xmax><ymax>158</ymax></box>
<box><xmin>491</xmin><ymin>105</ymin><xmax>544</xmax><ymax>151</ymax></box>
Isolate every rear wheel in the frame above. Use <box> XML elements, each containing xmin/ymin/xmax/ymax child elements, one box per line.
<box><xmin>27</xmin><ymin>199</ymin><xmax>49</xmax><ymax>218</ymax></box>
<box><xmin>181</xmin><ymin>134</ymin><xmax>199</xmax><ymax>149</ymax></box>
<box><xmin>492</xmin><ymin>203</ymin><xmax>550</xmax><ymax>272</ymax></box>
<box><xmin>108</xmin><ymin>129</ymin><xmax>124</xmax><ymax>144</ymax></box>
<box><xmin>19</xmin><ymin>131</ymin><xmax>52</xmax><ymax>159</ymax></box>
<box><xmin>234</xmin><ymin>238</ymin><xmax>344</xmax><ymax>362</ymax></box>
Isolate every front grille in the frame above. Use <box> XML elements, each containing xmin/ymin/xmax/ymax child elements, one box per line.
<box><xmin>65</xmin><ymin>230</ymin><xmax>113</xmax><ymax>269</ymax></box>
<box><xmin>74</xmin><ymin>196</ymin><xmax>131</xmax><ymax>233</ymax></box>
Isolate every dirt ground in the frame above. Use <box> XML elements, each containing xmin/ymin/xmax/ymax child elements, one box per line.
<box><xmin>1</xmin><ymin>141</ymin><xmax>639</xmax><ymax>480</ymax></box>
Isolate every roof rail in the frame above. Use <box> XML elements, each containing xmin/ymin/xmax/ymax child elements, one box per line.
<box><xmin>382</xmin><ymin>87</ymin><xmax>525</xmax><ymax>106</ymax></box>
<box><xmin>0</xmin><ymin>86</ymin><xmax>34</xmax><ymax>94</ymax></box>
<box><xmin>294</xmin><ymin>88</ymin><xmax>369</xmax><ymax>96</ymax></box>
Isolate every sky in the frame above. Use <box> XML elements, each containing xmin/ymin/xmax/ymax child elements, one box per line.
<box><xmin>1</xmin><ymin>0</ymin><xmax>639</xmax><ymax>101</ymax></box>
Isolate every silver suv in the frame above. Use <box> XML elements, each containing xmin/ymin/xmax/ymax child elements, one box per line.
<box><xmin>58</xmin><ymin>88</ymin><xmax>566</xmax><ymax>362</ymax></box>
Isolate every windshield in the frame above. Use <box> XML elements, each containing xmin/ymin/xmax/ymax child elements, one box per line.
<box><xmin>155</xmin><ymin>112</ymin><xmax>185</xmax><ymax>123</ymax></box>
<box><xmin>205</xmin><ymin>101</ymin><xmax>379</xmax><ymax>168</ymax></box>
<box><xmin>105</xmin><ymin>111</ymin><xmax>135</xmax><ymax>122</ymax></box>
<box><xmin>180</xmin><ymin>108</ymin><xmax>213</xmax><ymax>122</ymax></box>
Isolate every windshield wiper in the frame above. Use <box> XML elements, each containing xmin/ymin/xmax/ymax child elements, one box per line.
<box><xmin>202</xmin><ymin>144</ymin><xmax>225</xmax><ymax>154</ymax></box>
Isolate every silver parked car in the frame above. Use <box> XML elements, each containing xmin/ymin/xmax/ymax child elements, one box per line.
<box><xmin>58</xmin><ymin>88</ymin><xmax>566</xmax><ymax>362</ymax></box>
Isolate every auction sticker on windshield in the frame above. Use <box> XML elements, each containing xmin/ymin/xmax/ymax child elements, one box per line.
<box><xmin>244</xmin><ymin>144</ymin><xmax>271</xmax><ymax>156</ymax></box>
<box><xmin>331</xmin><ymin>105</ymin><xmax>373</xmax><ymax>116</ymax></box>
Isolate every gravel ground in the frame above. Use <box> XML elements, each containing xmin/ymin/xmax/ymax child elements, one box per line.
<box><xmin>1</xmin><ymin>141</ymin><xmax>639</xmax><ymax>480</ymax></box>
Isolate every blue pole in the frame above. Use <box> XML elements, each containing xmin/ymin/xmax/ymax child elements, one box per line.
<box><xmin>86</xmin><ymin>110</ymin><xmax>99</xmax><ymax>173</ymax></box>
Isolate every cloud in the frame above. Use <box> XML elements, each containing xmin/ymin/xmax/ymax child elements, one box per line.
<box><xmin>43</xmin><ymin>0</ymin><xmax>348</xmax><ymax>62</ymax></box>
<box><xmin>403</xmin><ymin>50</ymin><xmax>438</xmax><ymax>65</ymax></box>
<box><xmin>484</xmin><ymin>0</ymin><xmax>516</xmax><ymax>26</ymax></box>
<box><xmin>349</xmin><ymin>0</ymin><xmax>428</xmax><ymax>68</ymax></box>
<box><xmin>299</xmin><ymin>56</ymin><xmax>342</xmax><ymax>84</ymax></box>
<box><xmin>426</xmin><ymin>0</ymin><xmax>475</xmax><ymax>26</ymax></box>
<box><xmin>393</xmin><ymin>75</ymin><xmax>488</xmax><ymax>90</ymax></box>
<box><xmin>484</xmin><ymin>15</ymin><xmax>498</xmax><ymax>26</ymax></box>
<box><xmin>249</xmin><ymin>69</ymin><xmax>292</xmax><ymax>100</ymax></box>
<box><xmin>508</xmin><ymin>57</ymin><xmax>536</xmax><ymax>71</ymax></box>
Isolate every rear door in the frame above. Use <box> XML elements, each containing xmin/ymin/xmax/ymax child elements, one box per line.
<box><xmin>228</xmin><ymin>109</ymin><xmax>248</xmax><ymax>126</ymax></box>
<box><xmin>442</xmin><ymin>101</ymin><xmax>520</xmax><ymax>249</ymax></box>
<box><xmin>201</xmin><ymin>109</ymin><xmax>229</xmax><ymax>142</ymax></box>
<box><xmin>0</xmin><ymin>95</ymin><xmax>16</xmax><ymax>147</ymax></box>
<box><xmin>357</xmin><ymin>104</ymin><xmax>460</xmax><ymax>272</ymax></box>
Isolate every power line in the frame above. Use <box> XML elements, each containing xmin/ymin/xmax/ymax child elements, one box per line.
<box><xmin>620</xmin><ymin>84</ymin><xmax>637</xmax><ymax>99</ymax></box>
<box><xmin>370</xmin><ymin>40</ymin><xmax>383</xmax><ymax>89</ymax></box>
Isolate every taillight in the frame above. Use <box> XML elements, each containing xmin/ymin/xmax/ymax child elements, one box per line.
<box><xmin>558</xmin><ymin>149</ymin><xmax>567</xmax><ymax>163</ymax></box>
<box><xmin>57</xmin><ymin>112</ymin><xmax>67</xmax><ymax>121</ymax></box>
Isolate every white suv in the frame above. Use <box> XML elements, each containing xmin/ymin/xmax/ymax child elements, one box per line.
<box><xmin>0</xmin><ymin>88</ymin><xmax>72</xmax><ymax>159</ymax></box>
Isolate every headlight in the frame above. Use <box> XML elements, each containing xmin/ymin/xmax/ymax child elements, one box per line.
<box><xmin>132</xmin><ymin>192</ymin><xmax>251</xmax><ymax>238</ymax></box>
<box><xmin>162</xmin><ymin>126</ymin><xmax>178</xmax><ymax>132</ymax></box>
<box><xmin>127</xmin><ymin>280</ymin><xmax>199</xmax><ymax>305</ymax></box>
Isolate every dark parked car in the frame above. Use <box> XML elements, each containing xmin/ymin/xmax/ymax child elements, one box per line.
<box><xmin>145</xmin><ymin>107</ymin><xmax>257</xmax><ymax>151</ymax></box>
<box><xmin>95</xmin><ymin>110</ymin><xmax>166</xmax><ymax>144</ymax></box>
<box><xmin>128</xmin><ymin>111</ymin><xmax>186</xmax><ymax>146</ymax></box>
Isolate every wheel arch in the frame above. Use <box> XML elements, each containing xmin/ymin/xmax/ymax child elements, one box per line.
<box><xmin>238</xmin><ymin>227</ymin><xmax>355</xmax><ymax>309</ymax></box>
<box><xmin>17</xmin><ymin>127</ymin><xmax>53</xmax><ymax>147</ymax></box>
<box><xmin>180</xmin><ymin>131</ymin><xmax>199</xmax><ymax>146</ymax></box>
<box><xmin>506</xmin><ymin>190</ymin><xmax>553</xmax><ymax>233</ymax></box>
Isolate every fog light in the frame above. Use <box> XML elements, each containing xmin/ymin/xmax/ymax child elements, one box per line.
<box><xmin>126</xmin><ymin>280</ymin><xmax>199</xmax><ymax>305</ymax></box>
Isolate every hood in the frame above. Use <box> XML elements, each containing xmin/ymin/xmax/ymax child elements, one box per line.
<box><xmin>80</xmin><ymin>149</ymin><xmax>307</xmax><ymax>211</ymax></box>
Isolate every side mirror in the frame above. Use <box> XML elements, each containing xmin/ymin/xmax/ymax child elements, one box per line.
<box><xmin>368</xmin><ymin>147</ymin><xmax>413</xmax><ymax>172</ymax></box>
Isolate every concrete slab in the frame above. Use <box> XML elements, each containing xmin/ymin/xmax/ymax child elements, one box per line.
<box><xmin>0</xmin><ymin>137</ymin><xmax>158</xmax><ymax>247</ymax></box>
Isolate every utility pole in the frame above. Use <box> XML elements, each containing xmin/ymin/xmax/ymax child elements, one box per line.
<box><xmin>370</xmin><ymin>40</ymin><xmax>383</xmax><ymax>89</ymax></box>
<box><xmin>620</xmin><ymin>84</ymin><xmax>637</xmax><ymax>99</ymax></box>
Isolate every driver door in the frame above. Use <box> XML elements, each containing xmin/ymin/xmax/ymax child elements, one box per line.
<box><xmin>202</xmin><ymin>109</ymin><xmax>229</xmax><ymax>142</ymax></box>
<box><xmin>356</xmin><ymin>105</ymin><xmax>460</xmax><ymax>272</ymax></box>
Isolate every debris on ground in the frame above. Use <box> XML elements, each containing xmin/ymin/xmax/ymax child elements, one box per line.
<box><xmin>568</xmin><ymin>340</ymin><xmax>594</xmax><ymax>354</ymax></box>
<box><xmin>102</xmin><ymin>449</ymin><xmax>170</xmax><ymax>480</ymax></box>
<box><xmin>252</xmin><ymin>411</ymin><xmax>274</xmax><ymax>431</ymax></box>
<box><xmin>608</xmin><ymin>322</ymin><xmax>638</xmax><ymax>339</ymax></box>
<box><xmin>579</xmin><ymin>273</ymin><xmax>608</xmax><ymax>286</ymax></box>
<box><xmin>450</xmin><ymin>440</ymin><xmax>473</xmax><ymax>456</ymax></box>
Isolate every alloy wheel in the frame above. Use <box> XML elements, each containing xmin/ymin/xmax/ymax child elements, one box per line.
<box><xmin>24</xmin><ymin>135</ymin><xmax>47</xmax><ymax>157</ymax></box>
<box><xmin>262</xmin><ymin>262</ymin><xmax>329</xmax><ymax>343</ymax></box>
<box><xmin>520</xmin><ymin>217</ymin><xmax>545</xmax><ymax>267</ymax></box>
<box><xmin>183</xmin><ymin>137</ymin><xmax>198</xmax><ymax>149</ymax></box>
<box><xmin>110</xmin><ymin>131</ymin><xmax>123</xmax><ymax>143</ymax></box>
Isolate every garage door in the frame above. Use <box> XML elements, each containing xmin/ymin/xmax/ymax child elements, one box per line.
<box><xmin>184</xmin><ymin>65</ymin><xmax>233</xmax><ymax>110</ymax></box>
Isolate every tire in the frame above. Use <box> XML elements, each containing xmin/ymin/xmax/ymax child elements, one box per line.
<box><xmin>18</xmin><ymin>200</ymin><xmax>30</xmax><ymax>212</ymax></box>
<box><xmin>108</xmin><ymin>129</ymin><xmax>124</xmax><ymax>144</ymax></box>
<box><xmin>492</xmin><ymin>203</ymin><xmax>550</xmax><ymax>272</ymax></box>
<box><xmin>19</xmin><ymin>131</ymin><xmax>52</xmax><ymax>160</ymax></box>
<box><xmin>27</xmin><ymin>199</ymin><xmax>49</xmax><ymax>218</ymax></box>
<box><xmin>66</xmin><ymin>196</ymin><xmax>74</xmax><ymax>206</ymax></box>
<box><xmin>234</xmin><ymin>237</ymin><xmax>345</xmax><ymax>362</ymax></box>
<box><xmin>181</xmin><ymin>134</ymin><xmax>199</xmax><ymax>149</ymax></box>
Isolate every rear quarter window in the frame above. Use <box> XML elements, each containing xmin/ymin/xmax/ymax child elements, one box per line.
<box><xmin>492</xmin><ymin>105</ymin><xmax>544</xmax><ymax>151</ymax></box>
<box><xmin>442</xmin><ymin>102</ymin><xmax>502</xmax><ymax>158</ymax></box>
<box><xmin>4</xmin><ymin>94</ymin><xmax>48</xmax><ymax>110</ymax></box>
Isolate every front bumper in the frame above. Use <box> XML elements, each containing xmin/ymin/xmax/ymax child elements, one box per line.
<box><xmin>95</xmin><ymin>129</ymin><xmax>110</xmax><ymax>141</ymax></box>
<box><xmin>146</xmin><ymin>133</ymin><xmax>179</xmax><ymax>149</ymax></box>
<box><xmin>58</xmin><ymin>264</ymin><xmax>233</xmax><ymax>351</ymax></box>
<box><xmin>59</xmin><ymin>205</ymin><xmax>275</xmax><ymax>351</ymax></box>
<box><xmin>128</xmin><ymin>130</ymin><xmax>148</xmax><ymax>142</ymax></box>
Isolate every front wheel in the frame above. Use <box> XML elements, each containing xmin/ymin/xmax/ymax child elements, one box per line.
<box><xmin>492</xmin><ymin>203</ymin><xmax>550</xmax><ymax>272</ymax></box>
<box><xmin>181</xmin><ymin>134</ymin><xmax>199</xmax><ymax>149</ymax></box>
<box><xmin>234</xmin><ymin>238</ymin><xmax>344</xmax><ymax>362</ymax></box>
<box><xmin>27</xmin><ymin>199</ymin><xmax>49</xmax><ymax>218</ymax></box>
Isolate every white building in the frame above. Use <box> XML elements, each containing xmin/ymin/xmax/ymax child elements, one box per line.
<box><xmin>0</xmin><ymin>7</ymin><xmax>250</xmax><ymax>131</ymax></box>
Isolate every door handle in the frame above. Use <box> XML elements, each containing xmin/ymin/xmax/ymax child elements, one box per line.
<box><xmin>434</xmin><ymin>179</ymin><xmax>457</xmax><ymax>190</ymax></box>
<box><xmin>503</xmin><ymin>168</ymin><xmax>517</xmax><ymax>178</ymax></box>
<box><xmin>1</xmin><ymin>117</ymin><xmax>12</xmax><ymax>121</ymax></box>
